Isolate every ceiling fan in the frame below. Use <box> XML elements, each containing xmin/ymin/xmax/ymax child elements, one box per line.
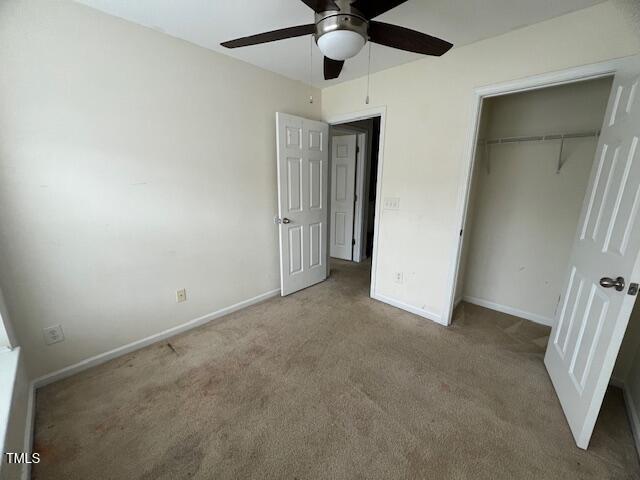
<box><xmin>221</xmin><ymin>0</ymin><xmax>453</xmax><ymax>81</ymax></box>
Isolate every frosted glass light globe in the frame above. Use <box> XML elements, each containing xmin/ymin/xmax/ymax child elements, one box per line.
<box><xmin>317</xmin><ymin>30</ymin><xmax>366</xmax><ymax>61</ymax></box>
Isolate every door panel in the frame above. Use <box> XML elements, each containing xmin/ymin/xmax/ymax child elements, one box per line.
<box><xmin>277</xmin><ymin>113</ymin><xmax>329</xmax><ymax>296</ymax></box>
<box><xmin>330</xmin><ymin>135</ymin><xmax>357</xmax><ymax>260</ymax></box>
<box><xmin>287</xmin><ymin>158</ymin><xmax>303</xmax><ymax>211</ymax></box>
<box><xmin>310</xmin><ymin>222</ymin><xmax>322</xmax><ymax>268</ymax></box>
<box><xmin>309</xmin><ymin>159</ymin><xmax>323</xmax><ymax>210</ymax></box>
<box><xmin>288</xmin><ymin>226</ymin><xmax>303</xmax><ymax>274</ymax></box>
<box><xmin>545</xmin><ymin>57</ymin><xmax>640</xmax><ymax>449</ymax></box>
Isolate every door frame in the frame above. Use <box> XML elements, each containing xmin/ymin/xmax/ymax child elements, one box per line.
<box><xmin>443</xmin><ymin>57</ymin><xmax>635</xmax><ymax>326</ymax></box>
<box><xmin>354</xmin><ymin>132</ymin><xmax>368</xmax><ymax>262</ymax></box>
<box><xmin>325</xmin><ymin>106</ymin><xmax>387</xmax><ymax>299</ymax></box>
<box><xmin>0</xmin><ymin>288</ymin><xmax>18</xmax><ymax>350</ymax></box>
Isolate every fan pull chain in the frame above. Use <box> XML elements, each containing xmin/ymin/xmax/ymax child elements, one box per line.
<box><xmin>309</xmin><ymin>35</ymin><xmax>314</xmax><ymax>104</ymax></box>
<box><xmin>365</xmin><ymin>41</ymin><xmax>372</xmax><ymax>105</ymax></box>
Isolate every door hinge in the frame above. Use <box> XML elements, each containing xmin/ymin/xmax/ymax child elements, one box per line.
<box><xmin>352</xmin><ymin>238</ymin><xmax>356</xmax><ymax>246</ymax></box>
<box><xmin>356</xmin><ymin>146</ymin><xmax>360</xmax><ymax>154</ymax></box>
<box><xmin>460</xmin><ymin>229</ymin><xmax>463</xmax><ymax>237</ymax></box>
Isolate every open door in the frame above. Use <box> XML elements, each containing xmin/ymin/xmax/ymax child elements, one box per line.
<box><xmin>545</xmin><ymin>56</ymin><xmax>640</xmax><ymax>449</ymax></box>
<box><xmin>330</xmin><ymin>134</ymin><xmax>357</xmax><ymax>260</ymax></box>
<box><xmin>276</xmin><ymin>113</ymin><xmax>329</xmax><ymax>296</ymax></box>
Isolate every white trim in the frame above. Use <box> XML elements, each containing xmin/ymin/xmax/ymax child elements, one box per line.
<box><xmin>0</xmin><ymin>348</ymin><xmax>20</xmax><ymax>466</ymax></box>
<box><xmin>620</xmin><ymin>382</ymin><xmax>640</xmax><ymax>459</ymax></box>
<box><xmin>33</xmin><ymin>288</ymin><xmax>280</xmax><ymax>388</ymax></box>
<box><xmin>463</xmin><ymin>296</ymin><xmax>555</xmax><ymax>327</ymax></box>
<box><xmin>325</xmin><ymin>106</ymin><xmax>386</xmax><ymax>302</ymax></box>
<box><xmin>453</xmin><ymin>296</ymin><xmax>464</xmax><ymax>309</ymax></box>
<box><xmin>21</xmin><ymin>381</ymin><xmax>35</xmax><ymax>480</ymax></box>
<box><xmin>443</xmin><ymin>56</ymin><xmax>635</xmax><ymax>326</ymax></box>
<box><xmin>373</xmin><ymin>293</ymin><xmax>445</xmax><ymax>326</ymax></box>
<box><xmin>353</xmin><ymin>132</ymin><xmax>368</xmax><ymax>263</ymax></box>
<box><xmin>0</xmin><ymin>287</ymin><xmax>19</xmax><ymax>349</ymax></box>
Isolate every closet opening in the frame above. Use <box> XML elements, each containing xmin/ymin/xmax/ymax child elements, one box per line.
<box><xmin>455</xmin><ymin>76</ymin><xmax>614</xmax><ymax>327</ymax></box>
<box><xmin>453</xmin><ymin>74</ymin><xmax>640</xmax><ymax>455</ymax></box>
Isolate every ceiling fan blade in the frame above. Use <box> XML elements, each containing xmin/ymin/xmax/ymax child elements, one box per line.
<box><xmin>369</xmin><ymin>21</ymin><xmax>453</xmax><ymax>56</ymax></box>
<box><xmin>324</xmin><ymin>57</ymin><xmax>344</xmax><ymax>80</ymax></box>
<box><xmin>299</xmin><ymin>0</ymin><xmax>340</xmax><ymax>13</ymax></box>
<box><xmin>221</xmin><ymin>24</ymin><xmax>315</xmax><ymax>49</ymax></box>
<box><xmin>350</xmin><ymin>0</ymin><xmax>409</xmax><ymax>19</ymax></box>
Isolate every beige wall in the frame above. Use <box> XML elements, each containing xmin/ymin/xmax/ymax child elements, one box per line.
<box><xmin>1</xmin><ymin>0</ymin><xmax>639</xmax><ymax>379</ymax></box>
<box><xmin>615</xmin><ymin>0</ymin><xmax>640</xmax><ymax>39</ymax></box>
<box><xmin>460</xmin><ymin>78</ymin><xmax>612</xmax><ymax>324</ymax></box>
<box><xmin>0</xmin><ymin>0</ymin><xmax>321</xmax><ymax>378</ymax></box>
<box><xmin>454</xmin><ymin>100</ymin><xmax>494</xmax><ymax>304</ymax></box>
<box><xmin>321</xmin><ymin>1</ymin><xmax>640</xmax><ymax>322</ymax></box>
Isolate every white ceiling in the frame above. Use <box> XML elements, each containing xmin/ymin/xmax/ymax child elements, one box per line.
<box><xmin>75</xmin><ymin>0</ymin><xmax>607</xmax><ymax>87</ymax></box>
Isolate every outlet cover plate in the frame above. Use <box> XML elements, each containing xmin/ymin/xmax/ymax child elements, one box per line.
<box><xmin>43</xmin><ymin>325</ymin><xmax>65</xmax><ymax>345</ymax></box>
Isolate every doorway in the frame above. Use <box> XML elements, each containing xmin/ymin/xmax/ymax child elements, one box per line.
<box><xmin>326</xmin><ymin>115</ymin><xmax>382</xmax><ymax>295</ymax></box>
<box><xmin>455</xmin><ymin>77</ymin><xmax>613</xmax><ymax>326</ymax></box>
<box><xmin>328</xmin><ymin>117</ymin><xmax>381</xmax><ymax>265</ymax></box>
<box><xmin>275</xmin><ymin>108</ymin><xmax>386</xmax><ymax>299</ymax></box>
<box><xmin>447</xmin><ymin>55</ymin><xmax>640</xmax><ymax>452</ymax></box>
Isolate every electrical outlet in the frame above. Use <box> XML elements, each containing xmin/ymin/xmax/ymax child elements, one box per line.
<box><xmin>176</xmin><ymin>288</ymin><xmax>187</xmax><ymax>303</ymax></box>
<box><xmin>394</xmin><ymin>272</ymin><xmax>404</xmax><ymax>284</ymax></box>
<box><xmin>43</xmin><ymin>325</ymin><xmax>65</xmax><ymax>346</ymax></box>
<box><xmin>383</xmin><ymin>197</ymin><xmax>400</xmax><ymax>210</ymax></box>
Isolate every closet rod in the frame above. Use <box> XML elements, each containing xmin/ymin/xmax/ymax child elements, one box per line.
<box><xmin>480</xmin><ymin>130</ymin><xmax>600</xmax><ymax>146</ymax></box>
<box><xmin>478</xmin><ymin>130</ymin><xmax>600</xmax><ymax>175</ymax></box>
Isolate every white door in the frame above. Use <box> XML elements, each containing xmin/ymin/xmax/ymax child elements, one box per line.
<box><xmin>330</xmin><ymin>134</ymin><xmax>357</xmax><ymax>260</ymax></box>
<box><xmin>545</xmin><ymin>57</ymin><xmax>640</xmax><ymax>449</ymax></box>
<box><xmin>276</xmin><ymin>113</ymin><xmax>329</xmax><ymax>296</ymax></box>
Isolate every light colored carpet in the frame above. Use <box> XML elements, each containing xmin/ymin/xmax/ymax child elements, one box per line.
<box><xmin>32</xmin><ymin>260</ymin><xmax>639</xmax><ymax>479</ymax></box>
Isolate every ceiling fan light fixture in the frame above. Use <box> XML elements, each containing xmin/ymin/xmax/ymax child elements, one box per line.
<box><xmin>317</xmin><ymin>30</ymin><xmax>366</xmax><ymax>61</ymax></box>
<box><xmin>221</xmin><ymin>0</ymin><xmax>453</xmax><ymax>81</ymax></box>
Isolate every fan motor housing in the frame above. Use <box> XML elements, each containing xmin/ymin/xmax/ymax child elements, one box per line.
<box><xmin>314</xmin><ymin>1</ymin><xmax>368</xmax><ymax>43</ymax></box>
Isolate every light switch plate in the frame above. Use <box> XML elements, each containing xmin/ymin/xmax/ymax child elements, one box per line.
<box><xmin>176</xmin><ymin>288</ymin><xmax>187</xmax><ymax>303</ymax></box>
<box><xmin>383</xmin><ymin>197</ymin><xmax>400</xmax><ymax>210</ymax></box>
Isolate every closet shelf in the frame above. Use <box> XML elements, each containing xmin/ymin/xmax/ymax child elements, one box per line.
<box><xmin>477</xmin><ymin>130</ymin><xmax>601</xmax><ymax>174</ymax></box>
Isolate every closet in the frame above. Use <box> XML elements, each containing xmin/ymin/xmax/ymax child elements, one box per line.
<box><xmin>456</xmin><ymin>76</ymin><xmax>613</xmax><ymax>325</ymax></box>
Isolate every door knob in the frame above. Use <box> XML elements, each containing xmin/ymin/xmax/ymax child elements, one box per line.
<box><xmin>282</xmin><ymin>218</ymin><xmax>291</xmax><ymax>224</ymax></box>
<box><xmin>599</xmin><ymin>276</ymin><xmax>625</xmax><ymax>291</ymax></box>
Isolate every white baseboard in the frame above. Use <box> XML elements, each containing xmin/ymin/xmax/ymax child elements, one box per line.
<box><xmin>619</xmin><ymin>381</ymin><xmax>640</xmax><ymax>459</ymax></box>
<box><xmin>462</xmin><ymin>295</ymin><xmax>554</xmax><ymax>327</ymax></box>
<box><xmin>372</xmin><ymin>292</ymin><xmax>445</xmax><ymax>326</ymax></box>
<box><xmin>33</xmin><ymin>288</ymin><xmax>280</xmax><ymax>389</ymax></box>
